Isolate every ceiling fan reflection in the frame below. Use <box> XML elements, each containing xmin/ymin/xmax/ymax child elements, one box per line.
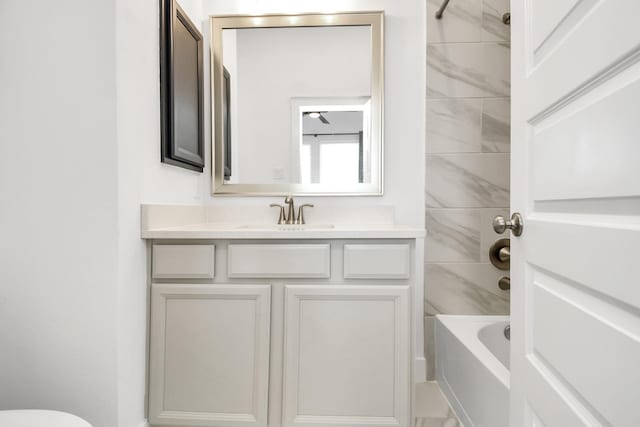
<box><xmin>303</xmin><ymin>111</ymin><xmax>330</xmax><ymax>124</ymax></box>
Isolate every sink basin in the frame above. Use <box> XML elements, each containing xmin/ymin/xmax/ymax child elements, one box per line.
<box><xmin>235</xmin><ymin>224</ymin><xmax>335</xmax><ymax>230</ymax></box>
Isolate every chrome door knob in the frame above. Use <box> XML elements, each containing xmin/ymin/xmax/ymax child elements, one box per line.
<box><xmin>493</xmin><ymin>212</ymin><xmax>524</xmax><ymax>236</ymax></box>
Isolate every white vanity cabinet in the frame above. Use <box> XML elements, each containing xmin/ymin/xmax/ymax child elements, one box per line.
<box><xmin>146</xmin><ymin>239</ymin><xmax>421</xmax><ymax>427</ymax></box>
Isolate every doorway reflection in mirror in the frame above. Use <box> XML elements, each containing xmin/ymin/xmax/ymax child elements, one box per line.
<box><xmin>299</xmin><ymin>110</ymin><xmax>367</xmax><ymax>184</ymax></box>
<box><xmin>292</xmin><ymin>98</ymin><xmax>371</xmax><ymax>185</ymax></box>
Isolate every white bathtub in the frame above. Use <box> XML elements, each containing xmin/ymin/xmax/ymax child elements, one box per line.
<box><xmin>435</xmin><ymin>315</ymin><xmax>510</xmax><ymax>427</ymax></box>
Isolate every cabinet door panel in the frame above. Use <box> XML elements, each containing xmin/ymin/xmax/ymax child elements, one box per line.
<box><xmin>283</xmin><ymin>285</ymin><xmax>410</xmax><ymax>427</ymax></box>
<box><xmin>149</xmin><ymin>284</ymin><xmax>270</xmax><ymax>427</ymax></box>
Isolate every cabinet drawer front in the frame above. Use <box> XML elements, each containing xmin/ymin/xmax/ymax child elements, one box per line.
<box><xmin>228</xmin><ymin>244</ymin><xmax>330</xmax><ymax>278</ymax></box>
<box><xmin>152</xmin><ymin>244</ymin><xmax>215</xmax><ymax>279</ymax></box>
<box><xmin>344</xmin><ymin>244</ymin><xmax>410</xmax><ymax>279</ymax></box>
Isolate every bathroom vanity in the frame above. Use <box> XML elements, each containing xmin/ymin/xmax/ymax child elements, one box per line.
<box><xmin>142</xmin><ymin>204</ymin><xmax>425</xmax><ymax>427</ymax></box>
<box><xmin>142</xmin><ymin>10</ymin><xmax>425</xmax><ymax>427</ymax></box>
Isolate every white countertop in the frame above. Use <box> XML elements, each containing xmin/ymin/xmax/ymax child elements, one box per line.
<box><xmin>141</xmin><ymin>222</ymin><xmax>425</xmax><ymax>240</ymax></box>
<box><xmin>140</xmin><ymin>204</ymin><xmax>425</xmax><ymax>240</ymax></box>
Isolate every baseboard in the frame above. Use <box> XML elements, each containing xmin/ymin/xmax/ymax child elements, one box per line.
<box><xmin>414</xmin><ymin>356</ymin><xmax>426</xmax><ymax>382</ymax></box>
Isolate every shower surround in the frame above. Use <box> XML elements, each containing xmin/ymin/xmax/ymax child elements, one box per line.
<box><xmin>425</xmin><ymin>0</ymin><xmax>510</xmax><ymax>379</ymax></box>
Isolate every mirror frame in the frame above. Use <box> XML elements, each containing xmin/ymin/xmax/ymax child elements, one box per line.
<box><xmin>210</xmin><ymin>12</ymin><xmax>384</xmax><ymax>196</ymax></box>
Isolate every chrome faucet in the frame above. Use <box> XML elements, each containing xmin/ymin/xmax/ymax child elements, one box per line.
<box><xmin>284</xmin><ymin>195</ymin><xmax>295</xmax><ymax>224</ymax></box>
<box><xmin>270</xmin><ymin>196</ymin><xmax>314</xmax><ymax>225</ymax></box>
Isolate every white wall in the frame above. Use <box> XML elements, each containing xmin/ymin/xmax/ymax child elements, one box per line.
<box><xmin>0</xmin><ymin>1</ymin><xmax>205</xmax><ymax>427</ymax></box>
<box><xmin>0</xmin><ymin>1</ymin><xmax>119</xmax><ymax>426</ymax></box>
<box><xmin>115</xmin><ymin>1</ymin><xmax>205</xmax><ymax>426</ymax></box>
<box><xmin>202</xmin><ymin>0</ymin><xmax>426</xmax><ymax>228</ymax></box>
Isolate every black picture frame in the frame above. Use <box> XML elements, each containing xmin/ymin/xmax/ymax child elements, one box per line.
<box><xmin>223</xmin><ymin>67</ymin><xmax>232</xmax><ymax>180</ymax></box>
<box><xmin>159</xmin><ymin>0</ymin><xmax>205</xmax><ymax>172</ymax></box>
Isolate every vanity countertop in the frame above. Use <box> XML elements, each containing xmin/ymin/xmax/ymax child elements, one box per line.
<box><xmin>140</xmin><ymin>204</ymin><xmax>425</xmax><ymax>240</ymax></box>
<box><xmin>141</xmin><ymin>222</ymin><xmax>425</xmax><ymax>240</ymax></box>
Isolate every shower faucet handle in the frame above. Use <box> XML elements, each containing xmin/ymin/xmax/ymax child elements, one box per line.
<box><xmin>498</xmin><ymin>276</ymin><xmax>511</xmax><ymax>291</ymax></box>
<box><xmin>493</xmin><ymin>213</ymin><xmax>524</xmax><ymax>236</ymax></box>
<box><xmin>489</xmin><ymin>238</ymin><xmax>510</xmax><ymax>270</ymax></box>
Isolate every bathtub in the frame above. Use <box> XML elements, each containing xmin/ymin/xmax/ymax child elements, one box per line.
<box><xmin>435</xmin><ymin>315</ymin><xmax>510</xmax><ymax>427</ymax></box>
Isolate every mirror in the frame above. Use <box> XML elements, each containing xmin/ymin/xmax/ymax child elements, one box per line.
<box><xmin>210</xmin><ymin>12</ymin><xmax>384</xmax><ymax>195</ymax></box>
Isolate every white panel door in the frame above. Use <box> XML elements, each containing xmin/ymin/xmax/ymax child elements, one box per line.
<box><xmin>511</xmin><ymin>1</ymin><xmax>640</xmax><ymax>426</ymax></box>
<box><xmin>282</xmin><ymin>285</ymin><xmax>410</xmax><ymax>427</ymax></box>
<box><xmin>149</xmin><ymin>284</ymin><xmax>271</xmax><ymax>427</ymax></box>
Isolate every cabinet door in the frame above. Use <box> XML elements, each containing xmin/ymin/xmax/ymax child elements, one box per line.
<box><xmin>149</xmin><ymin>284</ymin><xmax>271</xmax><ymax>427</ymax></box>
<box><xmin>282</xmin><ymin>285</ymin><xmax>410</xmax><ymax>427</ymax></box>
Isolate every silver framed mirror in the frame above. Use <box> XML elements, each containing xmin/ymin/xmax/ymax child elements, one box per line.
<box><xmin>210</xmin><ymin>12</ymin><xmax>384</xmax><ymax>195</ymax></box>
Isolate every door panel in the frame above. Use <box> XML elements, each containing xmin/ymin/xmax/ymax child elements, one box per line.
<box><xmin>531</xmin><ymin>277</ymin><xmax>640</xmax><ymax>426</ymax></box>
<box><xmin>282</xmin><ymin>285</ymin><xmax>410</xmax><ymax>427</ymax></box>
<box><xmin>525</xmin><ymin>219</ymin><xmax>640</xmax><ymax>307</ymax></box>
<box><xmin>149</xmin><ymin>284</ymin><xmax>271</xmax><ymax>427</ymax></box>
<box><xmin>530</xmin><ymin>0</ymin><xmax>582</xmax><ymax>52</ymax></box>
<box><xmin>531</xmin><ymin>77</ymin><xmax>640</xmax><ymax>201</ymax></box>
<box><xmin>524</xmin><ymin>0</ymin><xmax>640</xmax><ymax>116</ymax></box>
<box><xmin>512</xmin><ymin>0</ymin><xmax>640</xmax><ymax>426</ymax></box>
<box><xmin>523</xmin><ymin>360</ymin><xmax>598</xmax><ymax>427</ymax></box>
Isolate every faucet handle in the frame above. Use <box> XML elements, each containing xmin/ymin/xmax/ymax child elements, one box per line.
<box><xmin>296</xmin><ymin>204</ymin><xmax>314</xmax><ymax>225</ymax></box>
<box><xmin>269</xmin><ymin>203</ymin><xmax>286</xmax><ymax>224</ymax></box>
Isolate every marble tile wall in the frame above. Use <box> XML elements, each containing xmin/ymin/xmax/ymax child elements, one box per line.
<box><xmin>425</xmin><ymin>0</ymin><xmax>511</xmax><ymax>379</ymax></box>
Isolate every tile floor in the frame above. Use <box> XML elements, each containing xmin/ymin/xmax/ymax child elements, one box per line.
<box><xmin>415</xmin><ymin>382</ymin><xmax>461</xmax><ymax>427</ymax></box>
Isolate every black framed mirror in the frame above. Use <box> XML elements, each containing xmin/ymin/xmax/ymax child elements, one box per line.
<box><xmin>160</xmin><ymin>0</ymin><xmax>205</xmax><ymax>172</ymax></box>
